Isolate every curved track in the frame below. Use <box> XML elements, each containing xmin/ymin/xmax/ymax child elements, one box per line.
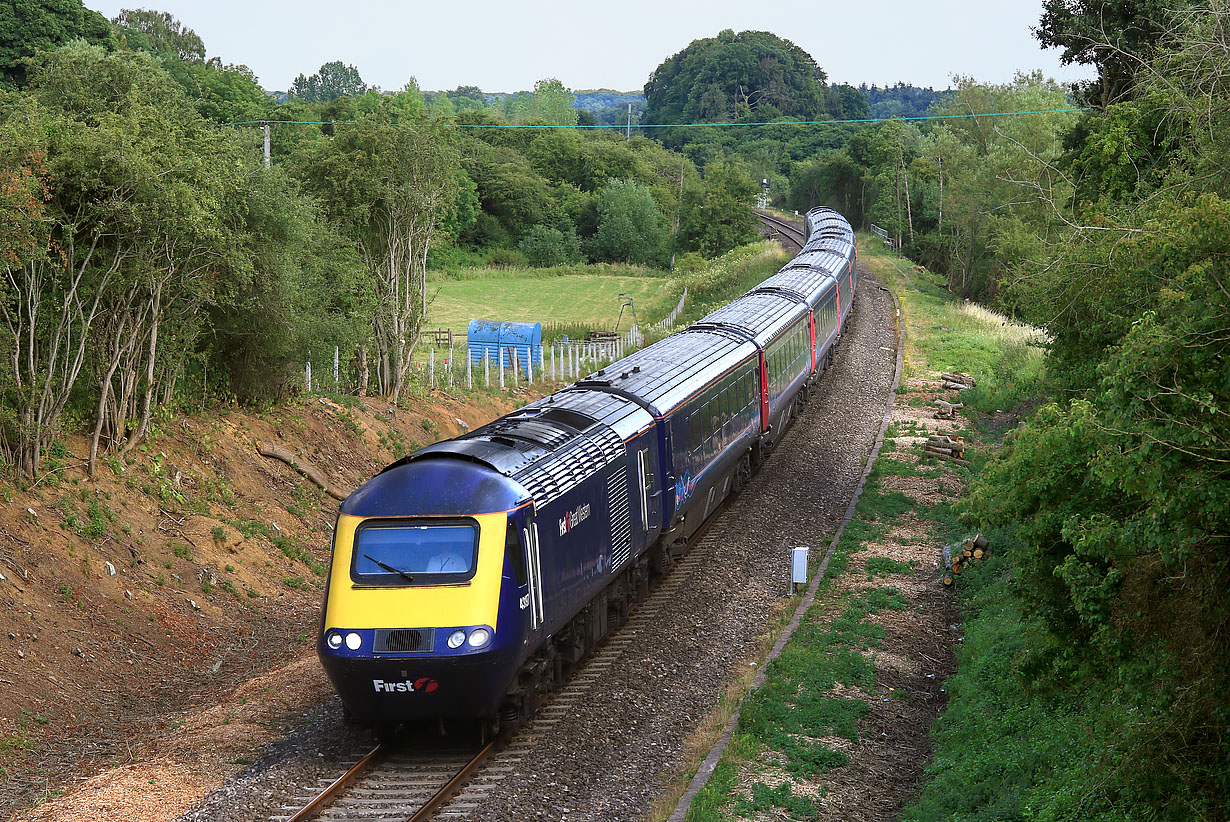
<box><xmin>755</xmin><ymin>209</ymin><xmax>808</xmax><ymax>251</ymax></box>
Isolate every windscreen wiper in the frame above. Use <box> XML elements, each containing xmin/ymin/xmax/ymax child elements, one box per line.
<box><xmin>363</xmin><ymin>554</ymin><xmax>415</xmax><ymax>582</ymax></box>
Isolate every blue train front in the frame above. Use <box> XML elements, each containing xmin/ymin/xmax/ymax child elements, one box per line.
<box><xmin>318</xmin><ymin>455</ymin><xmax>537</xmax><ymax>726</ymax></box>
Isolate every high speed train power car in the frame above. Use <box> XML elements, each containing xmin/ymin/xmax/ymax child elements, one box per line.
<box><xmin>317</xmin><ymin>207</ymin><xmax>858</xmax><ymax>735</ymax></box>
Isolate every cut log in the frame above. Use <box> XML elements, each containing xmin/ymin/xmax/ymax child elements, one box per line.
<box><xmin>974</xmin><ymin>534</ymin><xmax>989</xmax><ymax>550</ymax></box>
<box><xmin>255</xmin><ymin>439</ymin><xmax>351</xmax><ymax>501</ymax></box>
<box><xmin>941</xmin><ymin>371</ymin><xmax>977</xmax><ymax>387</ymax></box>
<box><xmin>943</xmin><ymin>576</ymin><xmax>954</xmax><ymax>586</ymax></box>
<box><xmin>943</xmin><ymin>381</ymin><xmax>971</xmax><ymax>391</ymax></box>
<box><xmin>973</xmin><ymin>548</ymin><xmax>985</xmax><ymax>560</ymax></box>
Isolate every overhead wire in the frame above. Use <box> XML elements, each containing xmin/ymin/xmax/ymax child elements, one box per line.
<box><xmin>221</xmin><ymin>107</ymin><xmax>1089</xmax><ymax>129</ymax></box>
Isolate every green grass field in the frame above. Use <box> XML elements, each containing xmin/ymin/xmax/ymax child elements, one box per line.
<box><xmin>424</xmin><ymin>270</ymin><xmax>677</xmax><ymax>334</ymax></box>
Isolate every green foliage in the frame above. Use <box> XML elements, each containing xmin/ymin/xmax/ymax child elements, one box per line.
<box><xmin>678</xmin><ymin>163</ymin><xmax>759</xmax><ymax>257</ymax></box>
<box><xmin>960</xmin><ymin>194</ymin><xmax>1230</xmax><ymax>817</ymax></box>
<box><xmin>1035</xmin><ymin>0</ymin><xmax>1179</xmax><ymax>106</ymax></box>
<box><xmin>111</xmin><ymin>8</ymin><xmax>204</xmax><ymax>62</ymax></box>
<box><xmin>644</xmin><ymin>29</ymin><xmax>830</xmax><ymax>132</ymax></box>
<box><xmin>0</xmin><ymin>0</ymin><xmax>112</xmax><ymax>85</ymax></box>
<box><xmin>289</xmin><ymin>60</ymin><xmax>367</xmax><ymax>103</ymax></box>
<box><xmin>864</xmin><ymin>556</ymin><xmax>912</xmax><ymax>578</ymax></box>
<box><xmin>527</xmin><ymin>78</ymin><xmax>577</xmax><ymax>127</ymax></box>
<box><xmin>589</xmin><ymin>179</ymin><xmax>667</xmax><ymax>265</ymax></box>
<box><xmin>517</xmin><ymin>224</ymin><xmax>583</xmax><ymax>267</ymax></box>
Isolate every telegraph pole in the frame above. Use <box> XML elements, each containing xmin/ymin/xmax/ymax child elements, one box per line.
<box><xmin>262</xmin><ymin>121</ymin><xmax>271</xmax><ymax>169</ymax></box>
<box><xmin>626</xmin><ymin>103</ymin><xmax>632</xmax><ymax>141</ymax></box>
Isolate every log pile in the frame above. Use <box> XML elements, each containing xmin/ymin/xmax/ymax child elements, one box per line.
<box><xmin>924</xmin><ymin>434</ymin><xmax>966</xmax><ymax>463</ymax></box>
<box><xmin>933</xmin><ymin>398</ymin><xmax>963</xmax><ymax>420</ymax></box>
<box><xmin>942</xmin><ymin>534</ymin><xmax>989</xmax><ymax>585</ymax></box>
<box><xmin>942</xmin><ymin>371</ymin><xmax>977</xmax><ymax>391</ymax></box>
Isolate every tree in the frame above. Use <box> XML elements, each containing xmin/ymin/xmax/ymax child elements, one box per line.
<box><xmin>678</xmin><ymin>163</ymin><xmax>759</xmax><ymax>257</ymax></box>
<box><xmin>0</xmin><ymin>0</ymin><xmax>112</xmax><ymax>84</ymax></box>
<box><xmin>210</xmin><ymin>169</ymin><xmax>369</xmax><ymax>401</ymax></box>
<box><xmin>589</xmin><ymin>179</ymin><xmax>667</xmax><ymax>266</ymax></box>
<box><xmin>528</xmin><ymin>78</ymin><xmax>578</xmax><ymax>126</ymax></box>
<box><xmin>518</xmin><ymin>224</ymin><xmax>583</xmax><ymax>266</ymax></box>
<box><xmin>644</xmin><ymin>29</ymin><xmax>829</xmax><ymax>139</ymax></box>
<box><xmin>289</xmin><ymin>60</ymin><xmax>367</xmax><ymax>103</ymax></box>
<box><xmin>305</xmin><ymin>118</ymin><xmax>460</xmax><ymax>403</ymax></box>
<box><xmin>1034</xmin><ymin>0</ymin><xmax>1178</xmax><ymax>106</ymax></box>
<box><xmin>112</xmin><ymin>8</ymin><xmax>204</xmax><ymax>61</ymax></box>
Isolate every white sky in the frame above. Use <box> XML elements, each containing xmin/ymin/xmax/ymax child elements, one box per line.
<box><xmin>84</xmin><ymin>0</ymin><xmax>1095</xmax><ymax>94</ymax></box>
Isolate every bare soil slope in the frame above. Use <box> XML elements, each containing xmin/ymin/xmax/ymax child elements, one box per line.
<box><xmin>0</xmin><ymin>388</ymin><xmax>537</xmax><ymax>818</ymax></box>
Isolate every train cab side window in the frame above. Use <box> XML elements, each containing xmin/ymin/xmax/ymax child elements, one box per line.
<box><xmin>506</xmin><ymin>522</ymin><xmax>527</xmax><ymax>586</ymax></box>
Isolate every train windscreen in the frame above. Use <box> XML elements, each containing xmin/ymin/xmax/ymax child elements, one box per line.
<box><xmin>351</xmin><ymin>520</ymin><xmax>479</xmax><ymax>585</ymax></box>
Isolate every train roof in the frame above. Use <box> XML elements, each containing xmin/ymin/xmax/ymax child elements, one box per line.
<box><xmin>694</xmin><ymin>292</ymin><xmax>810</xmax><ymax>348</ymax></box>
<box><xmin>750</xmin><ymin>267</ymin><xmax>837</xmax><ymax>308</ymax></box>
<box><xmin>352</xmin><ymin>400</ymin><xmax>632</xmax><ymax>512</ymax></box>
<box><xmin>525</xmin><ymin>388</ymin><xmax>654</xmax><ymax>443</ymax></box>
<box><xmin>784</xmin><ymin>249</ymin><xmax>851</xmax><ymax>276</ymax></box>
<box><xmin>341</xmin><ymin>457</ymin><xmax>528</xmax><ymax>517</ymax></box>
<box><xmin>575</xmin><ymin>328</ymin><xmax>758</xmax><ymax>418</ymax></box>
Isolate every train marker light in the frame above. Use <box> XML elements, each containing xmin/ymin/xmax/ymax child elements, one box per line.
<box><xmin>345</xmin><ymin>631</ymin><xmax>362</xmax><ymax>650</ymax></box>
<box><xmin>327</xmin><ymin>631</ymin><xmax>343</xmax><ymax>649</ymax></box>
<box><xmin>447</xmin><ymin>629</ymin><xmax>466</xmax><ymax>649</ymax></box>
<box><xmin>467</xmin><ymin>628</ymin><xmax>491</xmax><ymax>647</ymax></box>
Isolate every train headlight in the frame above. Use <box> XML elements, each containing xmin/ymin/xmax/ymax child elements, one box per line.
<box><xmin>344</xmin><ymin>631</ymin><xmax>362</xmax><ymax>651</ymax></box>
<box><xmin>467</xmin><ymin>628</ymin><xmax>491</xmax><ymax>648</ymax></box>
<box><xmin>447</xmin><ymin>629</ymin><xmax>466</xmax><ymax>649</ymax></box>
<box><xmin>326</xmin><ymin>631</ymin><xmax>343</xmax><ymax>650</ymax></box>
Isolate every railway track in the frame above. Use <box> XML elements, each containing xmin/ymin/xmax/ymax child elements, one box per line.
<box><xmin>755</xmin><ymin>209</ymin><xmax>807</xmax><ymax>251</ymax></box>
<box><xmin>275</xmin><ymin>739</ymin><xmax>494</xmax><ymax>822</ymax></box>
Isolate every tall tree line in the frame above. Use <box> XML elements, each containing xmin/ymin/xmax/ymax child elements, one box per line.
<box><xmin>0</xmin><ymin>4</ymin><xmax>762</xmax><ymax>480</ymax></box>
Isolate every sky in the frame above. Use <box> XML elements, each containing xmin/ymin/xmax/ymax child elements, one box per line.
<box><xmin>84</xmin><ymin>0</ymin><xmax>1096</xmax><ymax>95</ymax></box>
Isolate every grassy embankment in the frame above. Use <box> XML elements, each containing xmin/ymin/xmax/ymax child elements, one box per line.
<box><xmin>676</xmin><ymin>235</ymin><xmax>1048</xmax><ymax>820</ymax></box>
<box><xmin>417</xmin><ymin>243</ymin><xmax>790</xmax><ymax>365</ymax></box>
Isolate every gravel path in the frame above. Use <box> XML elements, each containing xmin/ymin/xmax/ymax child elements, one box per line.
<box><xmin>173</xmin><ymin>263</ymin><xmax>897</xmax><ymax>822</ymax></box>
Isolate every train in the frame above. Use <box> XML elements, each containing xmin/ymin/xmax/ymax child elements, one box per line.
<box><xmin>317</xmin><ymin>207</ymin><xmax>859</xmax><ymax>736</ymax></box>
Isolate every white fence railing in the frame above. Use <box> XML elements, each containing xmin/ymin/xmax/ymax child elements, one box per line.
<box><xmin>658</xmin><ymin>287</ymin><xmax>687</xmax><ymax>331</ymax></box>
<box><xmin>870</xmin><ymin>223</ymin><xmax>899</xmax><ymax>250</ymax></box>
<box><xmin>304</xmin><ymin>326</ymin><xmax>648</xmax><ymax>395</ymax></box>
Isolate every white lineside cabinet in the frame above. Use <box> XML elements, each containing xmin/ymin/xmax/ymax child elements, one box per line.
<box><xmin>791</xmin><ymin>546</ymin><xmax>809</xmax><ymax>591</ymax></box>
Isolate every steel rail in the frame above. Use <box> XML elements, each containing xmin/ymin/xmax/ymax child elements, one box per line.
<box><xmin>283</xmin><ymin>742</ymin><xmax>385</xmax><ymax>822</ymax></box>
<box><xmin>755</xmin><ymin>210</ymin><xmax>807</xmax><ymax>250</ymax></box>
<box><xmin>407</xmin><ymin>739</ymin><xmax>498</xmax><ymax>821</ymax></box>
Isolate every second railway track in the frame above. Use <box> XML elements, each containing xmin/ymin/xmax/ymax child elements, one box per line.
<box><xmin>756</xmin><ymin>209</ymin><xmax>808</xmax><ymax>251</ymax></box>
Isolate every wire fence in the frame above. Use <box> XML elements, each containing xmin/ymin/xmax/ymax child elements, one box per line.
<box><xmin>302</xmin><ymin>324</ymin><xmax>646</xmax><ymax>395</ymax></box>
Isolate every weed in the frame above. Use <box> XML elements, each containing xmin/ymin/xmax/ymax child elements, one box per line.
<box><xmin>864</xmin><ymin>556</ymin><xmax>913</xmax><ymax>578</ymax></box>
<box><xmin>211</xmin><ymin>525</ymin><xmax>228</xmax><ymax>542</ymax></box>
<box><xmin>171</xmin><ymin>542</ymin><xmax>192</xmax><ymax>560</ymax></box>
<box><xmin>336</xmin><ymin>408</ymin><xmax>364</xmax><ymax>437</ymax></box>
<box><xmin>282</xmin><ymin>576</ymin><xmax>306</xmax><ymax>589</ymax></box>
